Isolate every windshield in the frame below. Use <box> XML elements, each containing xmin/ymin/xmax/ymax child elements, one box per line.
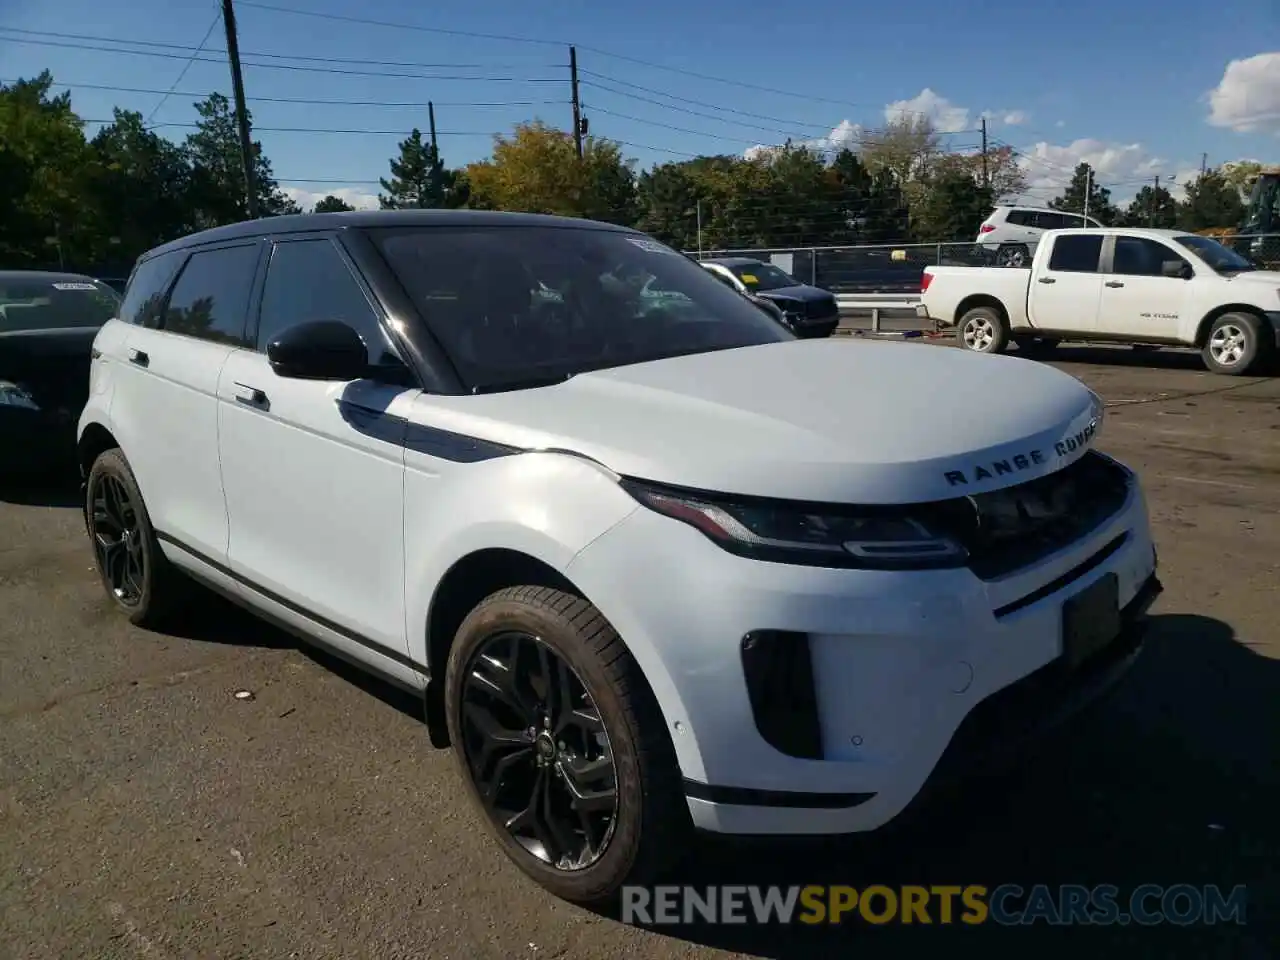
<box><xmin>0</xmin><ymin>278</ymin><xmax>121</xmax><ymax>333</ymax></box>
<box><xmin>725</xmin><ymin>262</ymin><xmax>797</xmax><ymax>292</ymax></box>
<box><xmin>1174</xmin><ymin>235</ymin><xmax>1256</xmax><ymax>274</ymax></box>
<box><xmin>369</xmin><ymin>226</ymin><xmax>794</xmax><ymax>391</ymax></box>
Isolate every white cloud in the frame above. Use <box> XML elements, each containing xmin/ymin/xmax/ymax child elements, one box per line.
<box><xmin>744</xmin><ymin>119</ymin><xmax>865</xmax><ymax>160</ymax></box>
<box><xmin>282</xmin><ymin>186</ymin><xmax>380</xmax><ymax>212</ymax></box>
<box><xmin>1055</xmin><ymin>120</ymin><xmax>1066</xmax><ymax>128</ymax></box>
<box><xmin>1207</xmin><ymin>52</ymin><xmax>1280</xmax><ymax>134</ymax></box>
<box><xmin>1013</xmin><ymin>138</ymin><xmax>1199</xmax><ymax>205</ymax></box>
<box><xmin>1002</xmin><ymin>110</ymin><xmax>1029</xmax><ymax>126</ymax></box>
<box><xmin>885</xmin><ymin>88</ymin><xmax>969</xmax><ymax>133</ymax></box>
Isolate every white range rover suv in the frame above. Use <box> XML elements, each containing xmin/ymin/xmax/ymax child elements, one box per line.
<box><xmin>78</xmin><ymin>210</ymin><xmax>1161</xmax><ymax>905</ymax></box>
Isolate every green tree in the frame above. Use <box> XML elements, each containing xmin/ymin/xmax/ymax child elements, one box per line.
<box><xmin>184</xmin><ymin>92</ymin><xmax>297</xmax><ymax>228</ymax></box>
<box><xmin>0</xmin><ymin>71</ymin><xmax>98</xmax><ymax>268</ymax></box>
<box><xmin>378</xmin><ymin>128</ymin><xmax>464</xmax><ymax>209</ymax></box>
<box><xmin>88</xmin><ymin>108</ymin><xmax>195</xmax><ymax>265</ymax></box>
<box><xmin>635</xmin><ymin>160</ymin><xmax>705</xmax><ymax>249</ymax></box>
<box><xmin>1050</xmin><ymin>162</ymin><xmax>1118</xmax><ymax>224</ymax></box>
<box><xmin>1176</xmin><ymin>170</ymin><xmax>1246</xmax><ymax>231</ymax></box>
<box><xmin>313</xmin><ymin>194</ymin><xmax>355</xmax><ymax>212</ymax></box>
<box><xmin>911</xmin><ymin>169</ymin><xmax>994</xmax><ymax>241</ymax></box>
<box><xmin>1119</xmin><ymin>184</ymin><xmax>1178</xmax><ymax>228</ymax></box>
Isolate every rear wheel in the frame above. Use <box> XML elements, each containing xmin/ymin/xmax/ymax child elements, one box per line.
<box><xmin>444</xmin><ymin>585</ymin><xmax>688</xmax><ymax>905</ymax></box>
<box><xmin>85</xmin><ymin>448</ymin><xmax>188</xmax><ymax>627</ymax></box>
<box><xmin>958</xmin><ymin>306</ymin><xmax>1010</xmax><ymax>355</ymax></box>
<box><xmin>1201</xmin><ymin>312</ymin><xmax>1270</xmax><ymax>375</ymax></box>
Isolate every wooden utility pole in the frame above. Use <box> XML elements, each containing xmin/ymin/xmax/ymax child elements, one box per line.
<box><xmin>221</xmin><ymin>0</ymin><xmax>258</xmax><ymax>219</ymax></box>
<box><xmin>428</xmin><ymin>101</ymin><xmax>438</xmax><ymax>154</ymax></box>
<box><xmin>569</xmin><ymin>45</ymin><xmax>583</xmax><ymax>160</ymax></box>
<box><xmin>980</xmin><ymin>116</ymin><xmax>988</xmax><ymax>188</ymax></box>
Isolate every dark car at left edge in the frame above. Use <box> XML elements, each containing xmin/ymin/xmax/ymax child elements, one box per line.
<box><xmin>0</xmin><ymin>271</ymin><xmax>122</xmax><ymax>475</ymax></box>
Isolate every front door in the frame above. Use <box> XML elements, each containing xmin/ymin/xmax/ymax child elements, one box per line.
<box><xmin>1097</xmin><ymin>235</ymin><xmax>1192</xmax><ymax>339</ymax></box>
<box><xmin>216</xmin><ymin>235</ymin><xmax>417</xmax><ymax>658</ymax></box>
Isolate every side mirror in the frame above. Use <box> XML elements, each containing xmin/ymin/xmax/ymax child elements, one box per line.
<box><xmin>1161</xmin><ymin>260</ymin><xmax>1192</xmax><ymax>280</ymax></box>
<box><xmin>267</xmin><ymin>320</ymin><xmax>369</xmax><ymax>380</ymax></box>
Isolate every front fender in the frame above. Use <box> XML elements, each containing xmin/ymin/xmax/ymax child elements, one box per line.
<box><xmin>403</xmin><ymin>450</ymin><xmax>639</xmax><ymax>666</ymax></box>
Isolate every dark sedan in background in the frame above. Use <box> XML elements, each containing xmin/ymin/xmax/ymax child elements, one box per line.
<box><xmin>698</xmin><ymin>257</ymin><xmax>841</xmax><ymax>338</ymax></box>
<box><xmin>0</xmin><ymin>271</ymin><xmax>121</xmax><ymax>475</ymax></box>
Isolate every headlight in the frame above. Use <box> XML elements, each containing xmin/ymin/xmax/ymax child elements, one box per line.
<box><xmin>620</xmin><ymin>479</ymin><xmax>967</xmax><ymax>570</ymax></box>
<box><xmin>0</xmin><ymin>381</ymin><xmax>40</xmax><ymax>411</ymax></box>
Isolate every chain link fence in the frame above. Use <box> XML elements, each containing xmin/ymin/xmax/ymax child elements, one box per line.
<box><xmin>688</xmin><ymin>233</ymin><xmax>1280</xmax><ymax>295</ymax></box>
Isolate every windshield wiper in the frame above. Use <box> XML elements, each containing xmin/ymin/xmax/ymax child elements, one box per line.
<box><xmin>470</xmin><ymin>371</ymin><xmax>576</xmax><ymax>394</ymax></box>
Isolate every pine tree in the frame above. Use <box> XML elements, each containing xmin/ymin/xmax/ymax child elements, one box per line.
<box><xmin>379</xmin><ymin>129</ymin><xmax>463</xmax><ymax>209</ymax></box>
<box><xmin>1050</xmin><ymin>162</ymin><xmax>1117</xmax><ymax>224</ymax></box>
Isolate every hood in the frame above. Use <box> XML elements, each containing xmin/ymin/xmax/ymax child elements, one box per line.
<box><xmin>417</xmin><ymin>340</ymin><xmax>1103</xmax><ymax>504</ymax></box>
<box><xmin>1221</xmin><ymin>269</ymin><xmax>1280</xmax><ymax>288</ymax></box>
<box><xmin>755</xmin><ymin>284</ymin><xmax>834</xmax><ymax>305</ymax></box>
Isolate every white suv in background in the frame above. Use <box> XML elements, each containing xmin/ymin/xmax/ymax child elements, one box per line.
<box><xmin>78</xmin><ymin>209</ymin><xmax>1160</xmax><ymax>907</ymax></box>
<box><xmin>979</xmin><ymin>206</ymin><xmax>1104</xmax><ymax>267</ymax></box>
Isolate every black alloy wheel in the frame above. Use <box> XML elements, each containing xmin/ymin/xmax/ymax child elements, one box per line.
<box><xmin>89</xmin><ymin>471</ymin><xmax>145</xmax><ymax>607</ymax></box>
<box><xmin>459</xmin><ymin>630</ymin><xmax>619</xmax><ymax>871</ymax></box>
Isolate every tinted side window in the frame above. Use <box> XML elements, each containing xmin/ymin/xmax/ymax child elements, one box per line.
<box><xmin>256</xmin><ymin>239</ymin><xmax>399</xmax><ymax>365</ymax></box>
<box><xmin>119</xmin><ymin>251</ymin><xmax>182</xmax><ymax>327</ymax></box>
<box><xmin>163</xmin><ymin>244</ymin><xmax>259</xmax><ymax>346</ymax></box>
<box><xmin>1006</xmin><ymin>210</ymin><xmax>1034</xmax><ymax>227</ymax></box>
<box><xmin>1047</xmin><ymin>235</ymin><xmax>1103</xmax><ymax>272</ymax></box>
<box><xmin>1113</xmin><ymin>237</ymin><xmax>1186</xmax><ymax>277</ymax></box>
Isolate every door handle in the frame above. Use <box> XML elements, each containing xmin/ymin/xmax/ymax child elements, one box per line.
<box><xmin>1105</xmin><ymin>281</ymin><xmax>1125</xmax><ymax>288</ymax></box>
<box><xmin>128</xmin><ymin>348</ymin><xmax>149</xmax><ymax>367</ymax></box>
<box><xmin>233</xmin><ymin>382</ymin><xmax>268</xmax><ymax>406</ymax></box>
<box><xmin>1038</xmin><ymin>277</ymin><xmax>1056</xmax><ymax>284</ymax></box>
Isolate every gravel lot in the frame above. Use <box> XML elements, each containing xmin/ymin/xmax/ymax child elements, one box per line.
<box><xmin>2</xmin><ymin>341</ymin><xmax>1277</xmax><ymax>959</ymax></box>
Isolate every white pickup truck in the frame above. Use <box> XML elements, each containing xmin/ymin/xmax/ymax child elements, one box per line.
<box><xmin>918</xmin><ymin>227</ymin><xmax>1280</xmax><ymax>375</ymax></box>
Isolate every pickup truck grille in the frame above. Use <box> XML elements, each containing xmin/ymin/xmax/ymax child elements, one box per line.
<box><xmin>923</xmin><ymin>451</ymin><xmax>1132</xmax><ymax>580</ymax></box>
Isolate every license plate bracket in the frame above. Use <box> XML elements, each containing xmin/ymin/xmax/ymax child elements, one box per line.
<box><xmin>1062</xmin><ymin>573</ymin><xmax>1121</xmax><ymax>667</ymax></box>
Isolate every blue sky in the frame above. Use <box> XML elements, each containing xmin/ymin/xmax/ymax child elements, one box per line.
<box><xmin>2</xmin><ymin>0</ymin><xmax>1276</xmax><ymax>211</ymax></box>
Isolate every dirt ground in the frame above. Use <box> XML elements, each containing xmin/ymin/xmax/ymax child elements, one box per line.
<box><xmin>2</xmin><ymin>341</ymin><xmax>1277</xmax><ymax>959</ymax></box>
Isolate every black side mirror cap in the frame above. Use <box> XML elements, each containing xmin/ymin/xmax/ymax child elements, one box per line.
<box><xmin>267</xmin><ymin>320</ymin><xmax>369</xmax><ymax>380</ymax></box>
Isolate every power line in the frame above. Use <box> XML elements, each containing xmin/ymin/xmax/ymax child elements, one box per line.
<box><xmin>0</xmin><ymin>34</ymin><xmax>563</xmax><ymax>82</ymax></box>
<box><xmin>145</xmin><ymin>10</ymin><xmax>222</xmax><ymax>125</ymax></box>
<box><xmin>12</xmin><ymin>77</ymin><xmax>567</xmax><ymax>108</ymax></box>
<box><xmin>142</xmin><ymin>121</ymin><xmax>500</xmax><ymax>135</ymax></box>
<box><xmin>0</xmin><ymin>26</ymin><xmax>559</xmax><ymax>70</ymax></box>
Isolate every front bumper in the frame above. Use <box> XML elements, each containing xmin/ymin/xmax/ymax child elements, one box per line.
<box><xmin>566</xmin><ymin>470</ymin><xmax>1158</xmax><ymax>836</ymax></box>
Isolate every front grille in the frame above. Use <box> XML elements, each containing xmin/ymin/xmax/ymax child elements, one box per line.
<box><xmin>923</xmin><ymin>451</ymin><xmax>1132</xmax><ymax>580</ymax></box>
<box><xmin>805</xmin><ymin>297</ymin><xmax>838</xmax><ymax>320</ymax></box>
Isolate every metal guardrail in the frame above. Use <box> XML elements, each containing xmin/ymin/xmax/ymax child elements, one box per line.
<box><xmin>836</xmin><ymin>292</ymin><xmax>926</xmax><ymax>335</ymax></box>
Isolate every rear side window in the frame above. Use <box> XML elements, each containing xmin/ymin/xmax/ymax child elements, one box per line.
<box><xmin>119</xmin><ymin>252</ymin><xmax>183</xmax><ymax>327</ymax></box>
<box><xmin>1047</xmin><ymin>235</ymin><xmax>1103</xmax><ymax>272</ymax></box>
<box><xmin>162</xmin><ymin>244</ymin><xmax>260</xmax><ymax>347</ymax></box>
<box><xmin>1006</xmin><ymin>210</ymin><xmax>1035</xmax><ymax>227</ymax></box>
<box><xmin>255</xmin><ymin>238</ymin><xmax>399</xmax><ymax>364</ymax></box>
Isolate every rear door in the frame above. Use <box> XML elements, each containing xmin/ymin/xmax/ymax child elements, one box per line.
<box><xmin>216</xmin><ymin>234</ymin><xmax>418</xmax><ymax>661</ymax></box>
<box><xmin>1096</xmin><ymin>235</ymin><xmax>1193</xmax><ymax>339</ymax></box>
<box><xmin>1027</xmin><ymin>233</ymin><xmax>1105</xmax><ymax>333</ymax></box>
<box><xmin>109</xmin><ymin>241</ymin><xmax>263</xmax><ymax>563</ymax></box>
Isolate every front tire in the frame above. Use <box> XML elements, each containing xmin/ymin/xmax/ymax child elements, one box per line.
<box><xmin>444</xmin><ymin>586</ymin><xmax>689</xmax><ymax>905</ymax></box>
<box><xmin>85</xmin><ymin>447</ymin><xmax>187</xmax><ymax>627</ymax></box>
<box><xmin>958</xmin><ymin>306</ymin><xmax>1010</xmax><ymax>355</ymax></box>
<box><xmin>1201</xmin><ymin>312</ymin><xmax>1269</xmax><ymax>375</ymax></box>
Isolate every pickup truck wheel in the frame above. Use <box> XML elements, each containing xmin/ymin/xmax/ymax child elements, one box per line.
<box><xmin>444</xmin><ymin>585</ymin><xmax>689</xmax><ymax>906</ymax></box>
<box><xmin>1202</xmin><ymin>312</ymin><xmax>1267</xmax><ymax>375</ymax></box>
<box><xmin>958</xmin><ymin>306</ymin><xmax>1009</xmax><ymax>354</ymax></box>
<box><xmin>85</xmin><ymin>447</ymin><xmax>188</xmax><ymax>628</ymax></box>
